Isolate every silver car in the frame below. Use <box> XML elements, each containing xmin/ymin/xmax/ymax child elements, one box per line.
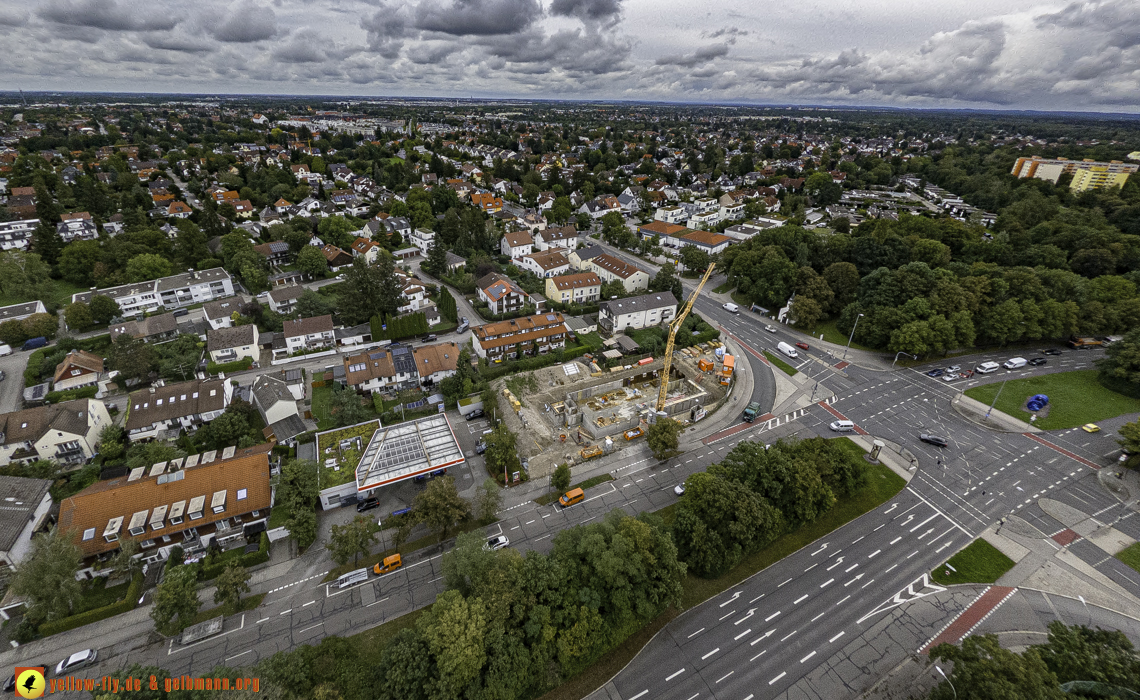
<box><xmin>485</xmin><ymin>535</ymin><xmax>510</xmax><ymax>551</ymax></box>
<box><xmin>55</xmin><ymin>649</ymin><xmax>97</xmax><ymax>675</ymax></box>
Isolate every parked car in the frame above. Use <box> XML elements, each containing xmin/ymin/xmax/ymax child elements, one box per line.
<box><xmin>674</xmin><ymin>483</ymin><xmax>686</xmax><ymax>496</ymax></box>
<box><xmin>795</xmin><ymin>342</ymin><xmax>809</xmax><ymax>351</ymax></box>
<box><xmin>919</xmin><ymin>434</ymin><xmax>950</xmax><ymax>448</ymax></box>
<box><xmin>941</xmin><ymin>372</ymin><xmax>959</xmax><ymax>382</ymax></box>
<box><xmin>55</xmin><ymin>649</ymin><xmax>98</xmax><ymax>675</ymax></box>
<box><xmin>926</xmin><ymin>368</ymin><xmax>944</xmax><ymax>377</ymax></box>
<box><xmin>1082</xmin><ymin>424</ymin><xmax>1101</xmax><ymax>433</ymax></box>
<box><xmin>1041</xmin><ymin>349</ymin><xmax>1063</xmax><ymax>356</ymax></box>
<box><xmin>485</xmin><ymin>535</ymin><xmax>510</xmax><ymax>551</ymax></box>
<box><xmin>466</xmin><ymin>408</ymin><xmax>485</xmax><ymax>420</ymax></box>
<box><xmin>475</xmin><ymin>438</ymin><xmax>487</xmax><ymax>454</ymax></box>
<box><xmin>356</xmin><ymin>497</ymin><xmax>380</xmax><ymax>513</ymax></box>
<box><xmin>1029</xmin><ymin>358</ymin><xmax>1047</xmax><ymax>366</ymax></box>
<box><xmin>945</xmin><ymin>365</ymin><xmax>961</xmax><ymax>373</ymax></box>
<box><xmin>173</xmin><ymin>308</ymin><xmax>190</xmax><ymax>318</ymax></box>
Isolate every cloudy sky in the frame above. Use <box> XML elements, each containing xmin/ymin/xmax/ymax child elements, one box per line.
<box><xmin>0</xmin><ymin>0</ymin><xmax>1136</xmax><ymax>111</ymax></box>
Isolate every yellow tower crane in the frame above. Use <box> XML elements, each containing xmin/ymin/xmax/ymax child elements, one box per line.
<box><xmin>656</xmin><ymin>264</ymin><xmax>716</xmax><ymax>412</ymax></box>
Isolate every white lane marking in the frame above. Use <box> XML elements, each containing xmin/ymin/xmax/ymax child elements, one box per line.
<box><xmin>687</xmin><ymin>627</ymin><xmax>705</xmax><ymax>638</ymax></box>
<box><xmin>629</xmin><ymin>691</ymin><xmax>649</xmax><ymax>700</ymax></box>
<box><xmin>769</xmin><ymin>671</ymin><xmax>787</xmax><ymax>685</ymax></box>
<box><xmin>701</xmin><ymin>647</ymin><xmax>720</xmax><ymax>660</ymax></box>
<box><xmin>800</xmin><ymin>651</ymin><xmax>817</xmax><ymax>663</ymax></box>
<box><xmin>778</xmin><ymin>577</ymin><xmax>793</xmax><ymax>587</ymax></box>
<box><xmin>836</xmin><ymin>595</ymin><xmax>851</xmax><ymax>606</ymax></box>
<box><xmin>780</xmin><ymin>630</ymin><xmax>797</xmax><ymax>641</ymax></box>
<box><xmin>868</xmin><ymin>550</ymin><xmax>881</xmax><ymax>559</ymax></box>
<box><xmin>820</xmin><ymin>578</ymin><xmax>834</xmax><ymax>588</ymax></box>
<box><xmin>735</xmin><ymin>628</ymin><xmax>752</xmax><ymax>640</ymax></box>
<box><xmin>765</xmin><ymin>611</ymin><xmax>781</xmax><ymax>622</ymax></box>
<box><xmin>666</xmin><ymin>668</ymin><xmax>685</xmax><ymax>682</ymax></box>
<box><xmin>225</xmin><ymin>650</ymin><xmax>253</xmax><ymax>662</ymax></box>
<box><xmin>751</xmin><ymin>629</ymin><xmax>775</xmax><ymax>645</ymax></box>
<box><xmin>830</xmin><ymin>631</ymin><xmax>845</xmax><ymax>643</ymax></box>
<box><xmin>890</xmin><ymin>536</ymin><xmax>902</xmax><ymax>545</ymax></box>
<box><xmin>298</xmin><ymin>622</ymin><xmax>324</xmax><ymax>634</ymax></box>
<box><xmin>811</xmin><ymin>612</ymin><xmax>826</xmax><ymax>622</ymax></box>
<box><xmin>302</xmin><ymin>600</ymin><xmax>316</xmax><ymax>607</ymax></box>
<box><xmin>794</xmin><ymin>594</ymin><xmax>809</xmax><ymax>604</ymax></box>
<box><xmin>716</xmin><ymin>671</ymin><xmax>734</xmax><ymax>684</ymax></box>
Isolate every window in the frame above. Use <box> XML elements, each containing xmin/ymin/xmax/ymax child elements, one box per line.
<box><xmin>192</xmin><ymin>392</ymin><xmax>199</xmax><ymax>398</ymax></box>
<box><xmin>82</xmin><ymin>528</ymin><xmax>95</xmax><ymax>541</ymax></box>
<box><xmin>237</xmin><ymin>488</ymin><xmax>247</xmax><ymax>501</ymax></box>
<box><xmin>70</xmin><ymin>369</ymin><xmax>81</xmax><ymax>376</ymax></box>
<box><xmin>156</xmin><ymin>399</ymin><xmax>163</xmax><ymax>405</ymax></box>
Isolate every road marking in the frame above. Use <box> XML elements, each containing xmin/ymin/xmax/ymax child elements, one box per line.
<box><xmin>687</xmin><ymin>627</ymin><xmax>705</xmax><ymax>638</ymax></box>
<box><xmin>804</xmin><ymin>563</ymin><xmax>818</xmax><ymax>572</ymax></box>
<box><xmin>827</xmin><ymin>557</ymin><xmax>845</xmax><ymax>571</ymax></box>
<box><xmin>800</xmin><ymin>651</ymin><xmax>817</xmax><ymax>663</ymax></box>
<box><xmin>830</xmin><ymin>631</ymin><xmax>845</xmax><ymax>643</ymax></box>
<box><xmin>778</xmin><ymin>577</ymin><xmax>793</xmax><ymax>587</ymax></box>
<box><xmin>720</xmin><ymin>591</ymin><xmax>741</xmax><ymax>607</ymax></box>
<box><xmin>302</xmin><ymin>600</ymin><xmax>316</xmax><ymax>607</ymax></box>
<box><xmin>535</xmin><ymin>534</ymin><xmax>551</xmax><ymax>541</ymax></box>
<box><xmin>525</xmin><ymin>520</ymin><xmax>535</xmax><ymax>525</ymax></box>
<box><xmin>846</xmin><ymin>564</ymin><xmax>859</xmax><ymax>572</ymax></box>
<box><xmin>868</xmin><ymin>549</ymin><xmax>881</xmax><ymax>559</ymax></box>
<box><xmin>811</xmin><ymin>612</ymin><xmax>826</xmax><ymax>622</ymax></box>
<box><xmin>701</xmin><ymin>648</ymin><xmax>720</xmax><ymax>660</ymax></box>
<box><xmin>666</xmin><ymin>669</ymin><xmax>685</xmax><ymax>682</ymax></box>
<box><xmin>366</xmin><ymin>596</ymin><xmax>390</xmax><ymax>607</ymax></box>
<box><xmin>794</xmin><ymin>594</ymin><xmax>809</xmax><ymax>604</ymax></box>
<box><xmin>280</xmin><ymin>609</ymin><xmax>292</xmax><ymax>615</ymax></box>
<box><xmin>862</xmin><ymin>578</ymin><xmax>877</xmax><ymax>589</ymax></box>
<box><xmin>716</xmin><ymin>671</ymin><xmax>734</xmax><ymax>684</ymax></box>
<box><xmin>510</xmin><ymin>526</ymin><xmax>520</xmax><ymax>530</ymax></box>
<box><xmin>629</xmin><ymin>691</ymin><xmax>649</xmax><ymax>700</ymax></box>
<box><xmin>735</xmin><ymin>628</ymin><xmax>752</xmax><ymax>640</ymax></box>
<box><xmin>298</xmin><ymin>622</ymin><xmax>324</xmax><ymax>634</ymax></box>
<box><xmin>836</xmin><ymin>595</ymin><xmax>851</xmax><ymax>606</ymax></box>
<box><xmin>890</xmin><ymin>537</ymin><xmax>902</xmax><ymax>545</ymax></box>
<box><xmin>765</xmin><ymin>611</ymin><xmax>781</xmax><ymax>621</ymax></box>
<box><xmin>749</xmin><ymin>594</ymin><xmax>765</xmax><ymax>604</ymax></box>
<box><xmin>780</xmin><ymin>630</ymin><xmax>797</xmax><ymax>641</ymax></box>
<box><xmin>820</xmin><ymin>578</ymin><xmax>834</xmax><ymax>588</ymax></box>
<box><xmin>769</xmin><ymin>671</ymin><xmax>787</xmax><ymax>685</ymax></box>
<box><xmin>225</xmin><ymin>650</ymin><xmax>253</xmax><ymax>661</ymax></box>
<box><xmin>720</xmin><ymin>611</ymin><xmax>735</xmax><ymax>621</ymax></box>
<box><xmin>885</xmin><ymin>564</ymin><xmax>899</xmax><ymax>574</ymax></box>
<box><xmin>751</xmin><ymin>650</ymin><xmax>767</xmax><ymax>661</ymax></box>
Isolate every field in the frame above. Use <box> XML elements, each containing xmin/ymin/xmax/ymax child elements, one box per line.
<box><xmin>964</xmin><ymin>369</ymin><xmax>1140</xmax><ymax>430</ymax></box>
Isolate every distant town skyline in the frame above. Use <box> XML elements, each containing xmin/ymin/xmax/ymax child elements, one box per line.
<box><xmin>0</xmin><ymin>0</ymin><xmax>1135</xmax><ymax>113</ymax></box>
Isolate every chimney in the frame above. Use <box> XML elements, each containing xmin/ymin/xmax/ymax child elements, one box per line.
<box><xmin>149</xmin><ymin>387</ymin><xmax>156</xmax><ymax>394</ymax></box>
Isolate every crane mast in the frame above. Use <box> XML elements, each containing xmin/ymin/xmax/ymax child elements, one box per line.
<box><xmin>656</xmin><ymin>264</ymin><xmax>716</xmax><ymax>412</ymax></box>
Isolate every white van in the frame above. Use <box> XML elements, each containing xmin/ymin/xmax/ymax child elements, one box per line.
<box><xmin>777</xmin><ymin>342</ymin><xmax>798</xmax><ymax>359</ymax></box>
<box><xmin>829</xmin><ymin>420</ymin><xmax>855</xmax><ymax>432</ymax></box>
<box><xmin>722</xmin><ymin>302</ymin><xmax>740</xmax><ymax>314</ymax></box>
<box><xmin>975</xmin><ymin>361</ymin><xmax>1000</xmax><ymax>374</ymax></box>
<box><xmin>335</xmin><ymin>568</ymin><xmax>369</xmax><ymax>588</ymax></box>
<box><xmin>1003</xmin><ymin>357</ymin><xmax>1027</xmax><ymax>370</ymax></box>
<box><xmin>0</xmin><ymin>344</ymin><xmax>10</xmax><ymax>356</ymax></box>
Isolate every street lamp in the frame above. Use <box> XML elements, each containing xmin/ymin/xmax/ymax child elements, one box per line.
<box><xmin>935</xmin><ymin>666</ymin><xmax>956</xmax><ymax>699</ymax></box>
<box><xmin>984</xmin><ymin>379</ymin><xmax>1008</xmax><ymax>421</ymax></box>
<box><xmin>842</xmin><ymin>313</ymin><xmax>864</xmax><ymax>361</ymax></box>
<box><xmin>892</xmin><ymin>352</ymin><xmax>917</xmax><ymax>368</ymax></box>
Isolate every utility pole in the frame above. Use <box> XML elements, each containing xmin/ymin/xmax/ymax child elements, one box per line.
<box><xmin>842</xmin><ymin>313</ymin><xmax>864</xmax><ymax>361</ymax></box>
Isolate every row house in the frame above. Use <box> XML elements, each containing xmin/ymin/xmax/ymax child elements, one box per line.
<box><xmin>109</xmin><ymin>312</ymin><xmax>179</xmax><ymax>344</ymax></box>
<box><xmin>535</xmin><ymin>224</ymin><xmax>579</xmax><ymax>252</ymax></box>
<box><xmin>125</xmin><ymin>379</ymin><xmax>232</xmax><ymax>441</ymax></box>
<box><xmin>343</xmin><ymin>340</ymin><xmax>458</xmax><ymax>392</ymax></box>
<box><xmin>72</xmin><ymin>268</ymin><xmax>235</xmax><ymax>317</ymax></box>
<box><xmin>471</xmin><ymin>313</ymin><xmax>569</xmax><ymax>362</ymax></box>
<box><xmin>518</xmin><ymin>249</ymin><xmax>571</xmax><ymax>278</ymax></box>
<box><xmin>584</xmin><ymin>253</ymin><xmax>650</xmax><ymax>293</ymax></box>
<box><xmin>0</xmin><ymin>399</ymin><xmax>111</xmax><ymax>467</ymax></box>
<box><xmin>58</xmin><ymin>445</ymin><xmax>272</xmax><ymax>567</ymax></box>
<box><xmin>0</xmin><ymin>300</ymin><xmax>47</xmax><ymax>323</ymax></box>
<box><xmin>544</xmin><ymin>272</ymin><xmax>601</xmax><ymax>305</ymax></box>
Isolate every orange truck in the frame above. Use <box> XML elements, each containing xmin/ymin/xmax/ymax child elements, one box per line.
<box><xmin>720</xmin><ymin>354</ymin><xmax>735</xmax><ymax>385</ymax></box>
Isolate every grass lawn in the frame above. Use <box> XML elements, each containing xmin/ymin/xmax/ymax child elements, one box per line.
<box><xmin>74</xmin><ymin>576</ymin><xmax>132</xmax><ymax>615</ymax></box>
<box><xmin>534</xmin><ymin>474</ymin><xmax>615</xmax><ymax>506</ymax></box>
<box><xmin>763</xmin><ymin>350</ymin><xmax>798</xmax><ymax>376</ymax></box>
<box><xmin>816</xmin><ymin>318</ymin><xmax>875</xmax><ymax>352</ymax></box>
<box><xmin>311</xmin><ymin>384</ymin><xmax>335</xmax><ymax>430</ymax></box>
<box><xmin>963</xmin><ymin>369</ymin><xmax>1140</xmax><ymax>430</ymax></box>
<box><xmin>931</xmin><ymin>538</ymin><xmax>1015</xmax><ymax>585</ymax></box>
<box><xmin>679</xmin><ymin>442</ymin><xmax>905</xmax><ymax>609</ymax></box>
<box><xmin>1116</xmin><ymin>542</ymin><xmax>1140</xmax><ymax>575</ymax></box>
<box><xmin>186</xmin><ymin>593</ymin><xmax>267</xmax><ymax>626</ymax></box>
<box><xmin>0</xmin><ymin>278</ymin><xmax>89</xmax><ymax>310</ymax></box>
<box><xmin>713</xmin><ymin>282</ymin><xmax>734</xmax><ymax>294</ymax></box>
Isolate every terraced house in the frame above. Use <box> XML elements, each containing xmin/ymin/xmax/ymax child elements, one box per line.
<box><xmin>125</xmin><ymin>379</ymin><xmax>232</xmax><ymax>441</ymax></box>
<box><xmin>471</xmin><ymin>313</ymin><xmax>568</xmax><ymax>362</ymax></box>
<box><xmin>0</xmin><ymin>399</ymin><xmax>111</xmax><ymax>467</ymax></box>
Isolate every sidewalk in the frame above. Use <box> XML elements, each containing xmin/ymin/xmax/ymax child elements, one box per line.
<box><xmin>951</xmin><ymin>392</ymin><xmax>1042</xmax><ymax>433</ymax></box>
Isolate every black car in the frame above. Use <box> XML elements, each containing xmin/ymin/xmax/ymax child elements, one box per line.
<box><xmin>1029</xmin><ymin>358</ymin><xmax>1047</xmax><ymax>366</ymax></box>
<box><xmin>919</xmin><ymin>434</ymin><xmax>950</xmax><ymax>448</ymax></box>
<box><xmin>466</xmin><ymin>409</ymin><xmax>485</xmax><ymax>421</ymax></box>
<box><xmin>356</xmin><ymin>497</ymin><xmax>380</xmax><ymax>512</ymax></box>
<box><xmin>475</xmin><ymin>439</ymin><xmax>487</xmax><ymax>454</ymax></box>
<box><xmin>1041</xmin><ymin>349</ymin><xmax>1063</xmax><ymax>356</ymax></box>
<box><xmin>925</xmin><ymin>368</ymin><xmax>944</xmax><ymax>377</ymax></box>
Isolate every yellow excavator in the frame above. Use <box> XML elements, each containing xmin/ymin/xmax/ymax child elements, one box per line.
<box><xmin>656</xmin><ymin>264</ymin><xmax>716</xmax><ymax>412</ymax></box>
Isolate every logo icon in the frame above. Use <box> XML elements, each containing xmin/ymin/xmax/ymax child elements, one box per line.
<box><xmin>14</xmin><ymin>667</ymin><xmax>45</xmax><ymax>699</ymax></box>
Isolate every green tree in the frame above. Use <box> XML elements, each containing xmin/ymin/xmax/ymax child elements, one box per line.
<box><xmin>789</xmin><ymin>296</ymin><xmax>823</xmax><ymax>332</ymax></box>
<box><xmin>32</xmin><ymin>220</ymin><xmax>63</xmax><ymax>266</ymax></box>
<box><xmin>1098</xmin><ymin>328</ymin><xmax>1140</xmax><ymax>397</ymax></box>
<box><xmin>647</xmin><ymin>417</ymin><xmax>681</xmax><ymax>459</ymax></box>
<box><xmin>929</xmin><ymin>634</ymin><xmax>1066</xmax><ymax>700</ymax></box>
<box><xmin>98</xmin><ymin>423</ymin><xmax>126</xmax><ymax>462</ymax></box>
<box><xmin>0</xmin><ymin>250</ymin><xmax>53</xmax><ymax>303</ymax></box>
<box><xmin>483</xmin><ymin>425</ymin><xmax>520</xmax><ymax>483</ymax></box>
<box><xmin>154</xmin><ymin>333</ymin><xmax>201</xmax><ymax>381</ymax></box>
<box><xmin>279</xmin><ymin>459</ymin><xmax>320</xmax><ymax>549</ymax></box>
<box><xmin>296</xmin><ymin>245</ymin><xmax>329</xmax><ymax>279</ymax></box>
<box><xmin>326</xmin><ymin>515</ymin><xmax>380</xmax><ymax>566</ymax></box>
<box><xmin>416</xmin><ymin>589</ymin><xmax>487</xmax><ymax>699</ymax></box>
<box><xmin>670</xmin><ymin>473</ymin><xmax>783</xmax><ymax>577</ymax></box>
<box><xmin>1119</xmin><ymin>419</ymin><xmax>1140</xmax><ymax>459</ymax></box>
<box><xmin>108</xmin><ymin>334</ymin><xmax>155</xmax><ymax>384</ymax></box>
<box><xmin>10</xmin><ymin>527</ymin><xmax>83</xmax><ymax>621</ymax></box>
<box><xmin>338</xmin><ymin>256</ymin><xmax>396</xmax><ymax>325</ymax></box>
<box><xmin>474</xmin><ymin>479</ymin><xmax>502</xmax><ymax>524</ymax></box>
<box><xmin>125</xmin><ymin>253</ymin><xmax>174</xmax><ymax>282</ymax></box>
<box><xmin>679</xmin><ymin>245</ymin><xmax>711</xmax><ymax>272</ymax></box>
<box><xmin>151</xmin><ymin>565</ymin><xmax>202</xmax><ymax>636</ymax></box>
<box><xmin>551</xmin><ymin>463</ymin><xmax>571</xmax><ymax>493</ymax></box>
<box><xmin>201</xmin><ymin>410</ymin><xmax>250</xmax><ymax>449</ymax></box>
<box><xmin>649</xmin><ymin>262</ymin><xmax>684</xmax><ymax>301</ymax></box>
<box><xmin>317</xmin><ymin>216</ymin><xmax>356</xmax><ymax>250</ymax></box>
<box><xmin>328</xmin><ymin>384</ymin><xmax>372</xmax><ymax>427</ymax></box>
<box><xmin>295</xmin><ymin>289</ymin><xmax>336</xmax><ymax>319</ymax></box>
<box><xmin>64</xmin><ymin>302</ymin><xmax>94</xmax><ymax>332</ymax></box>
<box><xmin>90</xmin><ymin>294</ymin><xmax>121</xmax><ymax>325</ymax></box>
<box><xmin>413</xmin><ymin>476</ymin><xmax>471</xmax><ymax>542</ymax></box>
<box><xmin>59</xmin><ymin>240</ymin><xmax>102</xmax><ymax>286</ymax></box>
<box><xmin>283</xmin><ymin>227</ymin><xmax>312</xmax><ymax>254</ymax></box>
<box><xmin>109</xmin><ymin>538</ymin><xmax>142</xmax><ymax>581</ymax></box>
<box><xmin>423</xmin><ymin>238</ymin><xmax>448</xmax><ymax>277</ymax></box>
<box><xmin>1033</xmin><ymin>620</ymin><xmax>1140</xmax><ymax>691</ymax></box>
<box><xmin>214</xmin><ymin>561</ymin><xmax>252</xmax><ymax>612</ymax></box>
<box><xmin>600</xmin><ymin>279</ymin><xmax>626</xmax><ymax>300</ymax></box>
<box><xmin>549</xmin><ymin>196</ymin><xmax>573</xmax><ymax>224</ymax></box>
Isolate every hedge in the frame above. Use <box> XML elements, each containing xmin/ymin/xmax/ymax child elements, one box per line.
<box><xmin>370</xmin><ymin>311</ymin><xmax>428</xmax><ymax>341</ymax></box>
<box><xmin>45</xmin><ymin>385</ymin><xmax>99</xmax><ymax>403</ymax></box>
<box><xmin>39</xmin><ymin>571</ymin><xmax>144</xmax><ymax>637</ymax></box>
<box><xmin>439</xmin><ymin>287</ymin><xmax>459</xmax><ymax>323</ymax></box>
<box><xmin>480</xmin><ymin>345</ymin><xmax>591</xmax><ymax>382</ymax></box>
<box><xmin>198</xmin><ymin>532</ymin><xmax>271</xmax><ymax>582</ymax></box>
<box><xmin>206</xmin><ymin>357</ymin><xmax>254</xmax><ymax>374</ymax></box>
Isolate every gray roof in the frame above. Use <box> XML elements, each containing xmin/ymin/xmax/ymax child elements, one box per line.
<box><xmin>0</xmin><ymin>301</ymin><xmax>45</xmax><ymax>322</ymax></box>
<box><xmin>252</xmin><ymin>375</ymin><xmax>294</xmax><ymax>410</ymax></box>
<box><xmin>0</xmin><ymin>476</ymin><xmax>52</xmax><ymax>553</ymax></box>
<box><xmin>203</xmin><ymin>299</ymin><xmax>242</xmax><ymax>322</ymax></box>
<box><xmin>599</xmin><ymin>291</ymin><xmax>679</xmax><ymax>316</ymax></box>
<box><xmin>207</xmin><ymin>324</ymin><xmax>257</xmax><ymax>352</ymax></box>
<box><xmin>268</xmin><ymin>415</ymin><xmax>307</xmax><ymax>441</ymax></box>
<box><xmin>269</xmin><ymin>285</ymin><xmax>305</xmax><ymax>303</ymax></box>
<box><xmin>574</xmin><ymin>244</ymin><xmax>606</xmax><ymax>263</ymax></box>
<box><xmin>73</xmin><ymin>268</ymin><xmax>232</xmax><ymax>305</ymax></box>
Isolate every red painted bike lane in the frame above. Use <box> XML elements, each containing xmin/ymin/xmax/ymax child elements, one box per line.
<box><xmin>1024</xmin><ymin>433</ymin><xmax>1101</xmax><ymax>470</ymax></box>
<box><xmin>818</xmin><ymin>401</ymin><xmax>869</xmax><ymax>435</ymax></box>
<box><xmin>920</xmin><ymin>585</ymin><xmax>1017</xmax><ymax>653</ymax></box>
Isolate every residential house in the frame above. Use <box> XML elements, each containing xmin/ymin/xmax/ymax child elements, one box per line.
<box><xmin>52</xmin><ymin>350</ymin><xmax>104</xmax><ymax>392</ymax></box>
<box><xmin>350</xmin><ymin>236</ymin><xmax>382</xmax><ymax>263</ymax></box>
<box><xmin>410</xmin><ymin>228</ymin><xmax>435</xmax><ymax>256</ymax></box>
<box><xmin>544</xmin><ymin>272</ymin><xmax>602</xmax><ymax>305</ymax></box>
<box><xmin>585</xmin><ymin>253</ymin><xmax>650</xmax><ymax>293</ymax></box>
<box><xmin>471</xmin><ymin>192</ymin><xmax>504</xmax><ymax>213</ymax></box>
<box><xmin>268</xmin><ymin>285</ymin><xmax>305</xmax><ymax>314</ymax></box>
<box><xmin>207</xmin><ymin>325</ymin><xmax>260</xmax><ymax>366</ymax></box>
<box><xmin>251</xmin><ymin>375</ymin><xmax>299</xmax><ymax>427</ymax></box>
<box><xmin>599</xmin><ymin>292</ymin><xmax>678</xmax><ymax>334</ymax></box>
<box><xmin>343</xmin><ymin>344</ymin><xmax>417</xmax><ymax>392</ymax></box>
<box><xmin>109</xmin><ymin>312</ymin><xmax>179</xmax><ymax>344</ymax></box>
<box><xmin>253</xmin><ymin>241</ymin><xmax>291</xmax><ymax>266</ymax></box>
<box><xmin>202</xmin><ymin>299</ymin><xmax>243</xmax><ymax>330</ymax></box>
<box><xmin>72</xmin><ymin>268</ymin><xmax>235</xmax><ymax>317</ymax></box>
<box><xmin>269</xmin><ymin>270</ymin><xmax>304</xmax><ymax>287</ymax></box>
<box><xmin>0</xmin><ymin>300</ymin><xmax>46</xmax><ymax>323</ymax></box>
<box><xmin>56</xmin><ymin>218</ymin><xmax>99</xmax><ymax>243</ymax></box>
<box><xmin>0</xmin><ymin>476</ymin><xmax>53</xmax><ymax>570</ymax></box>
<box><xmin>0</xmin><ymin>220</ymin><xmax>37</xmax><ymax>251</ymax></box>
<box><xmin>478</xmin><ymin>273</ymin><xmax>532</xmax><ymax>315</ymax></box>
<box><xmin>579</xmin><ymin>196</ymin><xmax>622</xmax><ymax>219</ymax></box>
<box><xmin>500</xmin><ymin>230</ymin><xmax>534</xmax><ymax>260</ymax></box>
<box><xmin>233</xmin><ymin>200</ymin><xmax>256</xmax><ymax>218</ymax></box>
<box><xmin>167</xmin><ymin>201</ymin><xmax>193</xmax><ymax>219</ymax></box>
<box><xmin>125</xmin><ymin>379</ymin><xmax>232</xmax><ymax>441</ymax></box>
<box><xmin>282</xmin><ymin>315</ymin><xmax>336</xmax><ymax>354</ymax></box>
<box><xmin>471</xmin><ymin>313</ymin><xmax>569</xmax><ymax>362</ymax></box>
<box><xmin>535</xmin><ymin>224</ymin><xmax>579</xmax><ymax>252</ymax></box>
<box><xmin>569</xmin><ymin>244</ymin><xmax>606</xmax><ymax>270</ymax></box>
<box><xmin>638</xmin><ymin>220</ymin><xmax>691</xmax><ymax>246</ymax></box>
<box><xmin>321</xmin><ymin>245</ymin><xmax>353</xmax><ymax>271</ymax></box>
<box><xmin>57</xmin><ymin>444</ymin><xmax>272</xmax><ymax>565</ymax></box>
<box><xmin>413</xmin><ymin>342</ymin><xmax>460</xmax><ymax>387</ymax></box>
<box><xmin>654</xmin><ymin>206</ymin><xmax>687</xmax><ymax>225</ymax></box>
<box><xmin>518</xmin><ymin>249</ymin><xmax>571</xmax><ymax>278</ymax></box>
<box><xmin>0</xmin><ymin>399</ymin><xmax>112</xmax><ymax>467</ymax></box>
<box><xmin>677</xmin><ymin>229</ymin><xmax>733</xmax><ymax>257</ymax></box>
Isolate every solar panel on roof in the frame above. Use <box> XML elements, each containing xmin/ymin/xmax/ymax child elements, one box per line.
<box><xmin>546</xmin><ymin>314</ymin><xmax>556</xmax><ymax>320</ymax></box>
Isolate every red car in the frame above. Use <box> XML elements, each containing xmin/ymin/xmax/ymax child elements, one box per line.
<box><xmin>795</xmin><ymin>342</ymin><xmax>809</xmax><ymax>351</ymax></box>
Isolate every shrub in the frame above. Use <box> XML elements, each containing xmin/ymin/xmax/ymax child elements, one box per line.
<box><xmin>38</xmin><ymin>571</ymin><xmax>143</xmax><ymax>637</ymax></box>
<box><xmin>206</xmin><ymin>357</ymin><xmax>254</xmax><ymax>374</ymax></box>
<box><xmin>45</xmin><ymin>386</ymin><xmax>99</xmax><ymax>403</ymax></box>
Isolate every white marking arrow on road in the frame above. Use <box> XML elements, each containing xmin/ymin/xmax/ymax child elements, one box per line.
<box><xmin>734</xmin><ymin>608</ymin><xmax>756</xmax><ymax>625</ymax></box>
<box><xmin>810</xmin><ymin>543</ymin><xmax>829</xmax><ymax>556</ymax></box>
<box><xmin>826</xmin><ymin>557</ymin><xmax>845</xmax><ymax>571</ymax></box>
<box><xmin>720</xmin><ymin>591</ymin><xmax>741</xmax><ymax>607</ymax></box>
<box><xmin>751</xmin><ymin>629</ymin><xmax>775</xmax><ymax>646</ymax></box>
<box><xmin>844</xmin><ymin>573</ymin><xmax>865</xmax><ymax>587</ymax></box>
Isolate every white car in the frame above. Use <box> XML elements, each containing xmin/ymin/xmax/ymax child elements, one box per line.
<box><xmin>485</xmin><ymin>535</ymin><xmax>510</xmax><ymax>551</ymax></box>
<box><xmin>55</xmin><ymin>649</ymin><xmax>97</xmax><ymax>675</ymax></box>
<box><xmin>764</xmin><ymin>325</ymin><xmax>777</xmax><ymax>333</ymax></box>
<box><xmin>941</xmin><ymin>372</ymin><xmax>960</xmax><ymax>382</ymax></box>
<box><xmin>674</xmin><ymin>483</ymin><xmax>686</xmax><ymax>496</ymax></box>
<box><xmin>256</xmin><ymin>291</ymin><xmax>269</xmax><ymax>299</ymax></box>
